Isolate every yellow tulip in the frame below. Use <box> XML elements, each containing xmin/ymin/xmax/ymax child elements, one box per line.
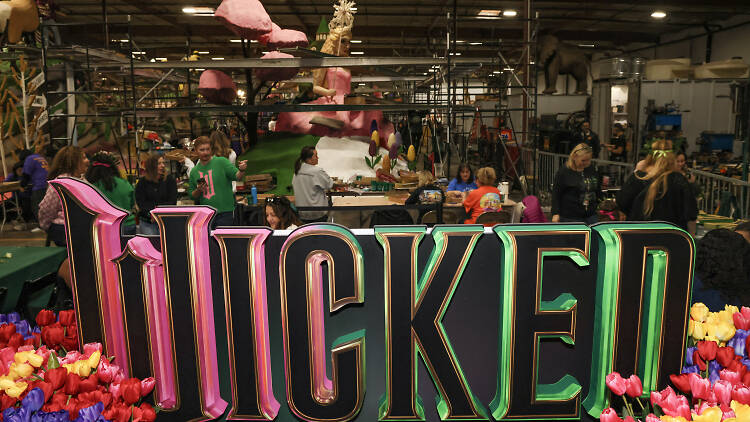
<box><xmin>725</xmin><ymin>304</ymin><xmax>740</xmax><ymax>315</ymax></box>
<box><xmin>407</xmin><ymin>145</ymin><xmax>416</xmax><ymax>162</ymax></box>
<box><xmin>74</xmin><ymin>361</ymin><xmax>92</xmax><ymax>377</ymax></box>
<box><xmin>731</xmin><ymin>401</ymin><xmax>750</xmax><ymax>422</ymax></box>
<box><xmin>0</xmin><ymin>378</ymin><xmax>15</xmax><ymax>390</ymax></box>
<box><xmin>387</xmin><ymin>133</ymin><xmax>396</xmax><ymax>148</ymax></box>
<box><xmin>87</xmin><ymin>351</ymin><xmax>101</xmax><ymax>369</ymax></box>
<box><xmin>691</xmin><ymin>303</ymin><xmax>710</xmax><ymax>322</ymax></box>
<box><xmin>724</xmin><ymin>419</ymin><xmax>738</xmax><ymax>422</ymax></box>
<box><xmin>718</xmin><ymin>309</ymin><xmax>736</xmax><ymax>325</ymax></box>
<box><xmin>26</xmin><ymin>353</ymin><xmax>43</xmax><ymax>368</ymax></box>
<box><xmin>371</xmin><ymin>131</ymin><xmax>379</xmax><ymax>145</ymax></box>
<box><xmin>716</xmin><ymin>323</ymin><xmax>737</xmax><ymax>342</ymax></box>
<box><xmin>5</xmin><ymin>382</ymin><xmax>27</xmax><ymax>398</ymax></box>
<box><xmin>8</xmin><ymin>363</ymin><xmax>33</xmax><ymax>379</ymax></box>
<box><xmin>692</xmin><ymin>406</ymin><xmax>722</xmax><ymax>422</ymax></box>
<box><xmin>690</xmin><ymin>320</ymin><xmax>707</xmax><ymax>340</ymax></box>
<box><xmin>660</xmin><ymin>416</ymin><xmax>689</xmax><ymax>422</ymax></box>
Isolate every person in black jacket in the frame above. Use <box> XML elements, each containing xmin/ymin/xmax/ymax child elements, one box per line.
<box><xmin>628</xmin><ymin>140</ymin><xmax>698</xmax><ymax>235</ymax></box>
<box><xmin>135</xmin><ymin>154</ymin><xmax>177</xmax><ymax>235</ymax></box>
<box><xmin>575</xmin><ymin>121</ymin><xmax>601</xmax><ymax>158</ymax></box>
<box><xmin>551</xmin><ymin>143</ymin><xmax>601</xmax><ymax>224</ymax></box>
<box><xmin>405</xmin><ymin>171</ymin><xmax>445</xmax><ymax>224</ymax></box>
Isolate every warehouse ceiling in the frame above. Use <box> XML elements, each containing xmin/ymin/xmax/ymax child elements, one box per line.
<box><xmin>55</xmin><ymin>0</ymin><xmax>750</xmax><ymax>61</ymax></box>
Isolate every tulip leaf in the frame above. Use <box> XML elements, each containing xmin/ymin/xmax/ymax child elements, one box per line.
<box><xmin>374</xmin><ymin>155</ymin><xmax>382</xmax><ymax>165</ymax></box>
<box><xmin>48</xmin><ymin>351</ymin><xmax>60</xmax><ymax>369</ymax></box>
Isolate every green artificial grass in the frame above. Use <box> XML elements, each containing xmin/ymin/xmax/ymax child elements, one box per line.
<box><xmin>238</xmin><ymin>132</ymin><xmax>320</xmax><ymax>195</ymax></box>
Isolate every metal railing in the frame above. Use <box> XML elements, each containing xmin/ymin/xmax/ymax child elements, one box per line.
<box><xmin>522</xmin><ymin>148</ymin><xmax>750</xmax><ymax>219</ymax></box>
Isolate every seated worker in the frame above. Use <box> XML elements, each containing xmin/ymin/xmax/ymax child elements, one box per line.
<box><xmin>463</xmin><ymin>166</ymin><xmax>503</xmax><ymax>225</ymax></box>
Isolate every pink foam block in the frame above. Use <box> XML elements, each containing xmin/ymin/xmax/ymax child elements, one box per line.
<box><xmin>259</xmin><ymin>22</ymin><xmax>309</xmax><ymax>49</ymax></box>
<box><xmin>198</xmin><ymin>70</ymin><xmax>237</xmax><ymax>105</ymax></box>
<box><xmin>214</xmin><ymin>0</ymin><xmax>273</xmax><ymax>39</ymax></box>
<box><xmin>254</xmin><ymin>51</ymin><xmax>299</xmax><ymax>82</ymax></box>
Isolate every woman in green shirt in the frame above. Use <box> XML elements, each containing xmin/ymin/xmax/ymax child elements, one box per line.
<box><xmin>86</xmin><ymin>151</ymin><xmax>137</xmax><ymax>235</ymax></box>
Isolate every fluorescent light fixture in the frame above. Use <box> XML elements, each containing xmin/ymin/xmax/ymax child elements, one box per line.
<box><xmin>578</xmin><ymin>44</ymin><xmax>595</xmax><ymax>48</ymax></box>
<box><xmin>504</xmin><ymin>67</ymin><xmax>513</xmax><ymax>71</ymax></box>
<box><xmin>132</xmin><ymin>51</ymin><xmax>146</xmax><ymax>55</ymax></box>
<box><xmin>350</xmin><ymin>40</ymin><xmax>362</xmax><ymax>43</ymax></box>
<box><xmin>211</xmin><ymin>57</ymin><xmax>225</xmax><ymax>60</ymax></box>
<box><xmin>182</xmin><ymin>6</ymin><xmax>214</xmax><ymax>14</ymax></box>
<box><xmin>197</xmin><ymin>51</ymin><xmax>209</xmax><ymax>54</ymax></box>
<box><xmin>478</xmin><ymin>9</ymin><xmax>501</xmax><ymax>16</ymax></box>
<box><xmin>423</xmin><ymin>73</ymin><xmax>428</xmax><ymax>75</ymax></box>
<box><xmin>155</xmin><ymin>57</ymin><xmax>167</xmax><ymax>61</ymax></box>
<box><xmin>230</xmin><ymin>39</ymin><xmax>258</xmax><ymax>43</ymax></box>
<box><xmin>149</xmin><ymin>58</ymin><xmax>155</xmax><ymax>62</ymax></box>
<box><xmin>469</xmin><ymin>42</ymin><xmax>483</xmax><ymax>45</ymax></box>
<box><xmin>503</xmin><ymin>10</ymin><xmax>517</xmax><ymax>17</ymax></box>
<box><xmin>358</xmin><ymin>83</ymin><xmax>366</xmax><ymax>86</ymax></box>
<box><xmin>456</xmin><ymin>40</ymin><xmax>466</xmax><ymax>44</ymax></box>
<box><xmin>350</xmin><ymin>51</ymin><xmax>365</xmax><ymax>55</ymax></box>
<box><xmin>492</xmin><ymin>71</ymin><xmax>502</xmax><ymax>74</ymax></box>
<box><xmin>351</xmin><ymin>7</ymin><xmax>357</xmax><ymax>11</ymax></box>
<box><xmin>449</xmin><ymin>52</ymin><xmax>462</xmax><ymax>56</ymax></box>
<box><xmin>114</xmin><ymin>39</ymin><xmax>129</xmax><ymax>42</ymax></box>
<box><xmin>651</xmin><ymin>10</ymin><xmax>667</xmax><ymax>18</ymax></box>
<box><xmin>195</xmin><ymin>68</ymin><xmax>205</xmax><ymax>71</ymax></box>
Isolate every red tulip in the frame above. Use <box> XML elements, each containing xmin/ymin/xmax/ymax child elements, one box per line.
<box><xmin>606</xmin><ymin>372</ymin><xmax>628</xmax><ymax>396</ymax></box>
<box><xmin>599</xmin><ymin>408</ymin><xmax>623</xmax><ymax>422</ymax></box>
<box><xmin>64</xmin><ymin>397</ymin><xmax>80</xmax><ymax>420</ymax></box>
<box><xmin>689</xmin><ymin>373</ymin><xmax>711</xmax><ymax>400</ymax></box>
<box><xmin>743</xmin><ymin>371</ymin><xmax>750</xmax><ymax>386</ymax></box>
<box><xmin>670</xmin><ymin>373</ymin><xmax>692</xmax><ymax>394</ymax></box>
<box><xmin>35</xmin><ymin>310</ymin><xmax>57</xmax><ymax>327</ymax></box>
<box><xmin>44</xmin><ymin>367</ymin><xmax>67</xmax><ymax>390</ymax></box>
<box><xmin>41</xmin><ymin>325</ymin><xmax>64</xmax><ymax>349</ymax></box>
<box><xmin>0</xmin><ymin>393</ymin><xmax>17</xmax><ymax>409</ymax></box>
<box><xmin>694</xmin><ymin>350</ymin><xmax>708</xmax><ymax>371</ymax></box>
<box><xmin>141</xmin><ymin>377</ymin><xmax>156</xmax><ymax>396</ymax></box>
<box><xmin>625</xmin><ymin>375</ymin><xmax>643</xmax><ymax>398</ymax></box>
<box><xmin>651</xmin><ymin>385</ymin><xmax>677</xmax><ymax>408</ymax></box>
<box><xmin>120</xmin><ymin>378</ymin><xmax>142</xmax><ymax>405</ymax></box>
<box><xmin>30</xmin><ymin>380</ymin><xmax>54</xmax><ymax>402</ymax></box>
<box><xmin>698</xmin><ymin>340</ymin><xmax>719</xmax><ymax>361</ymax></box>
<box><xmin>78</xmin><ymin>373</ymin><xmax>98</xmax><ymax>393</ymax></box>
<box><xmin>7</xmin><ymin>333</ymin><xmax>23</xmax><ymax>349</ymax></box>
<box><xmin>140</xmin><ymin>402</ymin><xmax>157</xmax><ymax>422</ymax></box>
<box><xmin>717</xmin><ymin>346</ymin><xmax>736</xmax><ymax>368</ymax></box>
<box><xmin>714</xmin><ymin>380</ymin><xmax>733</xmax><ymax>406</ymax></box>
<box><xmin>662</xmin><ymin>395</ymin><xmax>691</xmax><ymax>419</ymax></box>
<box><xmin>58</xmin><ymin>310</ymin><xmax>76</xmax><ymax>327</ymax></box>
<box><xmin>64</xmin><ymin>372</ymin><xmax>81</xmax><ymax>395</ymax></box>
<box><xmin>0</xmin><ymin>324</ymin><xmax>16</xmax><ymax>342</ymax></box>
<box><xmin>733</xmin><ymin>385</ymin><xmax>750</xmax><ymax>405</ymax></box>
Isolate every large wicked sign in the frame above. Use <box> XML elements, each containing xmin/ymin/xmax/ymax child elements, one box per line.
<box><xmin>51</xmin><ymin>178</ymin><xmax>694</xmax><ymax>422</ymax></box>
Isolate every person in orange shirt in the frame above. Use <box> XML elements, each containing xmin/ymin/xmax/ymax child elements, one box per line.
<box><xmin>463</xmin><ymin>167</ymin><xmax>503</xmax><ymax>225</ymax></box>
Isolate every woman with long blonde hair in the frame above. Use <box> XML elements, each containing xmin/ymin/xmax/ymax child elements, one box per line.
<box><xmin>551</xmin><ymin>143</ymin><xmax>601</xmax><ymax>224</ymax></box>
<box><xmin>628</xmin><ymin>140</ymin><xmax>698</xmax><ymax>234</ymax></box>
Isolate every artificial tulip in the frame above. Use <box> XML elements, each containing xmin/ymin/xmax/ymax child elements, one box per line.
<box><xmin>606</xmin><ymin>372</ymin><xmax>628</xmax><ymax>396</ymax></box>
<box><xmin>691</xmin><ymin>406</ymin><xmax>722</xmax><ymax>422</ymax></box>
<box><xmin>670</xmin><ymin>374</ymin><xmax>692</xmax><ymax>394</ymax></box>
<box><xmin>690</xmin><ymin>373</ymin><xmax>712</xmax><ymax>400</ymax></box>
<box><xmin>387</xmin><ymin>133</ymin><xmax>396</xmax><ymax>148</ymax></box>
<box><xmin>120</xmin><ymin>378</ymin><xmax>142</xmax><ymax>405</ymax></box>
<box><xmin>733</xmin><ymin>385</ymin><xmax>750</xmax><ymax>405</ymax></box>
<box><xmin>699</xmin><ymin>340</ymin><xmax>720</xmax><ymax>361</ymax></box>
<box><xmin>731</xmin><ymin>400</ymin><xmax>750</xmax><ymax>422</ymax></box>
<box><xmin>721</xmin><ymin>369</ymin><xmax>743</xmax><ymax>385</ymax></box>
<box><xmin>714</xmin><ymin>380</ymin><xmax>733</xmax><ymax>406</ymax></box>
<box><xmin>691</xmin><ymin>320</ymin><xmax>708</xmax><ymax>340</ymax></box>
<box><xmin>691</xmin><ymin>303</ymin><xmax>710</xmax><ymax>322</ymax></box>
<box><xmin>35</xmin><ymin>310</ymin><xmax>56</xmax><ymax>327</ymax></box>
<box><xmin>625</xmin><ymin>375</ymin><xmax>643</xmax><ymax>398</ymax></box>
<box><xmin>599</xmin><ymin>407</ymin><xmax>623</xmax><ymax>422</ymax></box>
<box><xmin>718</xmin><ymin>347</ymin><xmax>736</xmax><ymax>367</ymax></box>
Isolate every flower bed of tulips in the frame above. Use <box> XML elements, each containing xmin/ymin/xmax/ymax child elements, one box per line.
<box><xmin>0</xmin><ymin>310</ymin><xmax>157</xmax><ymax>422</ymax></box>
<box><xmin>600</xmin><ymin>303</ymin><xmax>750</xmax><ymax>422</ymax></box>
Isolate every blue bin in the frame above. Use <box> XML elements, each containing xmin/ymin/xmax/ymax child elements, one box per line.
<box><xmin>653</xmin><ymin>114</ymin><xmax>681</xmax><ymax>127</ymax></box>
<box><xmin>700</xmin><ymin>132</ymin><xmax>734</xmax><ymax>152</ymax></box>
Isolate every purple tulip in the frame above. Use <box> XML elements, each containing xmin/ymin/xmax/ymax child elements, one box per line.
<box><xmin>682</xmin><ymin>365</ymin><xmax>700</xmax><ymax>374</ymax></box>
<box><xmin>742</xmin><ymin>358</ymin><xmax>750</xmax><ymax>371</ymax></box>
<box><xmin>709</xmin><ymin>360</ymin><xmax>722</xmax><ymax>385</ymax></box>
<box><xmin>388</xmin><ymin>144</ymin><xmax>399</xmax><ymax>160</ymax></box>
<box><xmin>6</xmin><ymin>313</ymin><xmax>20</xmax><ymax>323</ymax></box>
<box><xmin>34</xmin><ymin>410</ymin><xmax>73</xmax><ymax>422</ymax></box>
<box><xmin>368</xmin><ymin>140</ymin><xmax>378</xmax><ymax>157</ymax></box>
<box><xmin>394</xmin><ymin>132</ymin><xmax>403</xmax><ymax>147</ymax></box>
<box><xmin>729</xmin><ymin>329</ymin><xmax>749</xmax><ymax>356</ymax></box>
<box><xmin>370</xmin><ymin>120</ymin><xmax>378</xmax><ymax>134</ymax></box>
<box><xmin>0</xmin><ymin>314</ymin><xmax>7</xmax><ymax>324</ymax></box>
<box><xmin>15</xmin><ymin>320</ymin><xmax>30</xmax><ymax>336</ymax></box>
<box><xmin>685</xmin><ymin>346</ymin><xmax>696</xmax><ymax>365</ymax></box>
<box><xmin>3</xmin><ymin>407</ymin><xmax>30</xmax><ymax>422</ymax></box>
<box><xmin>22</xmin><ymin>388</ymin><xmax>45</xmax><ymax>413</ymax></box>
<box><xmin>74</xmin><ymin>402</ymin><xmax>107</xmax><ymax>422</ymax></box>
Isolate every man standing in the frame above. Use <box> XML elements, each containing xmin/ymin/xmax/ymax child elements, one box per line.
<box><xmin>606</xmin><ymin>123</ymin><xmax>627</xmax><ymax>162</ymax></box>
<box><xmin>576</xmin><ymin>121</ymin><xmax>601</xmax><ymax>158</ymax></box>
<box><xmin>21</xmin><ymin>149</ymin><xmax>49</xmax><ymax>223</ymax></box>
<box><xmin>189</xmin><ymin>136</ymin><xmax>247</xmax><ymax>228</ymax></box>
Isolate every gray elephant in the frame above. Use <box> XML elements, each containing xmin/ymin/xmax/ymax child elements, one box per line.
<box><xmin>539</xmin><ymin>35</ymin><xmax>589</xmax><ymax>94</ymax></box>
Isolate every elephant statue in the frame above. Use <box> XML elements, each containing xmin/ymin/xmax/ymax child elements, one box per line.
<box><xmin>539</xmin><ymin>35</ymin><xmax>589</xmax><ymax>95</ymax></box>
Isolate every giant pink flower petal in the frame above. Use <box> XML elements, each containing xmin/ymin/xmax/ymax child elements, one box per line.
<box><xmin>199</xmin><ymin>70</ymin><xmax>237</xmax><ymax>105</ymax></box>
<box><xmin>259</xmin><ymin>22</ymin><xmax>309</xmax><ymax>49</ymax></box>
<box><xmin>254</xmin><ymin>51</ymin><xmax>299</xmax><ymax>82</ymax></box>
<box><xmin>214</xmin><ymin>0</ymin><xmax>273</xmax><ymax>39</ymax></box>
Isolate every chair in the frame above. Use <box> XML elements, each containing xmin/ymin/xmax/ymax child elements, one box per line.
<box><xmin>476</xmin><ymin>210</ymin><xmax>511</xmax><ymax>225</ymax></box>
<box><xmin>421</xmin><ymin>210</ymin><xmax>458</xmax><ymax>225</ymax></box>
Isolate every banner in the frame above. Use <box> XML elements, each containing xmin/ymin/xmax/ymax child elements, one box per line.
<box><xmin>52</xmin><ymin>178</ymin><xmax>694</xmax><ymax>421</ymax></box>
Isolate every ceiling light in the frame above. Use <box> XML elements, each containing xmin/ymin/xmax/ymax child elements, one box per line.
<box><xmin>449</xmin><ymin>52</ymin><xmax>462</xmax><ymax>56</ymax></box>
<box><xmin>112</xmin><ymin>39</ymin><xmax>129</xmax><ymax>43</ymax></box>
<box><xmin>182</xmin><ymin>6</ymin><xmax>214</xmax><ymax>14</ymax></box>
<box><xmin>132</xmin><ymin>51</ymin><xmax>146</xmax><ymax>55</ymax></box>
<box><xmin>155</xmin><ymin>57</ymin><xmax>167</xmax><ymax>61</ymax></box>
<box><xmin>350</xmin><ymin>51</ymin><xmax>364</xmax><ymax>55</ymax></box>
<box><xmin>230</xmin><ymin>39</ymin><xmax>257</xmax><ymax>43</ymax></box>
<box><xmin>456</xmin><ymin>40</ymin><xmax>466</xmax><ymax>44</ymax></box>
<box><xmin>469</xmin><ymin>42</ymin><xmax>482</xmax><ymax>46</ymax></box>
<box><xmin>350</xmin><ymin>40</ymin><xmax>362</xmax><ymax>44</ymax></box>
<box><xmin>197</xmin><ymin>51</ymin><xmax>209</xmax><ymax>54</ymax></box>
<box><xmin>358</xmin><ymin>83</ymin><xmax>366</xmax><ymax>86</ymax></box>
<box><xmin>651</xmin><ymin>10</ymin><xmax>667</xmax><ymax>18</ymax></box>
<box><xmin>578</xmin><ymin>44</ymin><xmax>595</xmax><ymax>48</ymax></box>
<box><xmin>195</xmin><ymin>68</ymin><xmax>205</xmax><ymax>71</ymax></box>
<box><xmin>211</xmin><ymin>57</ymin><xmax>225</xmax><ymax>60</ymax></box>
<box><xmin>492</xmin><ymin>71</ymin><xmax>502</xmax><ymax>74</ymax></box>
<box><xmin>351</xmin><ymin>7</ymin><xmax>357</xmax><ymax>11</ymax></box>
<box><xmin>478</xmin><ymin>9</ymin><xmax>501</xmax><ymax>17</ymax></box>
<box><xmin>237</xmin><ymin>89</ymin><xmax>245</xmax><ymax>97</ymax></box>
<box><xmin>149</xmin><ymin>58</ymin><xmax>155</xmax><ymax>62</ymax></box>
<box><xmin>503</xmin><ymin>10</ymin><xmax>517</xmax><ymax>17</ymax></box>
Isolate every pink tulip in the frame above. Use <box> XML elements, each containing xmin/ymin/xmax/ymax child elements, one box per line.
<box><xmin>60</xmin><ymin>351</ymin><xmax>82</xmax><ymax>365</ymax></box>
<box><xmin>606</xmin><ymin>372</ymin><xmax>628</xmax><ymax>396</ymax></box>
<box><xmin>694</xmin><ymin>401</ymin><xmax>711</xmax><ymax>415</ymax></box>
<box><xmin>96</xmin><ymin>359</ymin><xmax>120</xmax><ymax>384</ymax></box>
<box><xmin>83</xmin><ymin>342</ymin><xmax>103</xmax><ymax>358</ymax></box>
<box><xmin>17</xmin><ymin>345</ymin><xmax>34</xmax><ymax>352</ymax></box>
<box><xmin>722</xmin><ymin>409</ymin><xmax>736</xmax><ymax>420</ymax></box>
<box><xmin>720</xmin><ymin>369</ymin><xmax>742</xmax><ymax>385</ymax></box>
<box><xmin>734</xmin><ymin>307</ymin><xmax>750</xmax><ymax>330</ymax></box>
<box><xmin>645</xmin><ymin>414</ymin><xmax>661</xmax><ymax>422</ymax></box>
<box><xmin>625</xmin><ymin>375</ymin><xmax>643</xmax><ymax>398</ymax></box>
<box><xmin>651</xmin><ymin>386</ymin><xmax>677</xmax><ymax>408</ymax></box>
<box><xmin>689</xmin><ymin>372</ymin><xmax>712</xmax><ymax>400</ymax></box>
<box><xmin>599</xmin><ymin>408</ymin><xmax>623</xmax><ymax>422</ymax></box>
<box><xmin>713</xmin><ymin>380</ymin><xmax>733</xmax><ymax>406</ymax></box>
<box><xmin>110</xmin><ymin>382</ymin><xmax>121</xmax><ymax>400</ymax></box>
<box><xmin>733</xmin><ymin>385</ymin><xmax>750</xmax><ymax>404</ymax></box>
<box><xmin>141</xmin><ymin>377</ymin><xmax>156</xmax><ymax>396</ymax></box>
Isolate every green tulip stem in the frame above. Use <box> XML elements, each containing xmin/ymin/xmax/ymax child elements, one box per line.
<box><xmin>635</xmin><ymin>397</ymin><xmax>646</xmax><ymax>414</ymax></box>
<box><xmin>623</xmin><ymin>398</ymin><xmax>634</xmax><ymax>417</ymax></box>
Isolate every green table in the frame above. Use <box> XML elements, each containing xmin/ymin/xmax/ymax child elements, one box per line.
<box><xmin>0</xmin><ymin>246</ymin><xmax>67</xmax><ymax>313</ymax></box>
